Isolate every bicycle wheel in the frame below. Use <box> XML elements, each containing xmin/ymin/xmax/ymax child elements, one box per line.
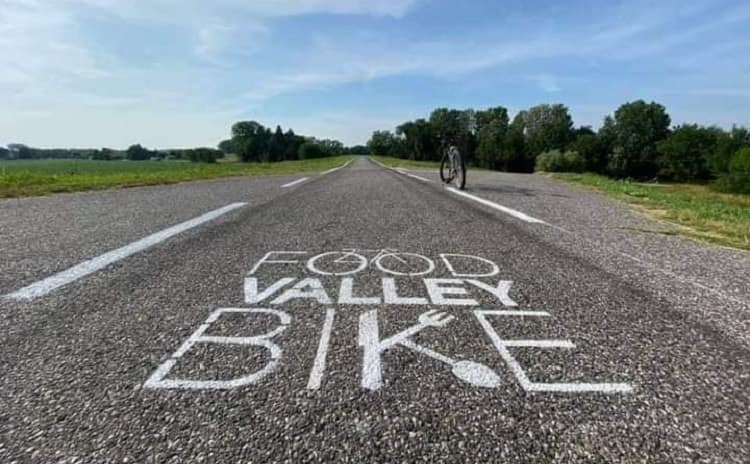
<box><xmin>439</xmin><ymin>152</ymin><xmax>452</xmax><ymax>184</ymax></box>
<box><xmin>454</xmin><ymin>150</ymin><xmax>466</xmax><ymax>190</ymax></box>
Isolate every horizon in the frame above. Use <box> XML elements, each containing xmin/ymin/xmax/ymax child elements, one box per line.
<box><xmin>2</xmin><ymin>0</ymin><xmax>749</xmax><ymax>149</ymax></box>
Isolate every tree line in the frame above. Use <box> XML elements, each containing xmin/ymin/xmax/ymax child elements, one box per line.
<box><xmin>218</xmin><ymin>121</ymin><xmax>365</xmax><ymax>162</ymax></box>
<box><xmin>1</xmin><ymin>120</ymin><xmax>365</xmax><ymax>164</ymax></box>
<box><xmin>368</xmin><ymin>101</ymin><xmax>750</xmax><ymax>193</ymax></box>
<box><xmin>0</xmin><ymin>144</ymin><xmax>224</xmax><ymax>163</ymax></box>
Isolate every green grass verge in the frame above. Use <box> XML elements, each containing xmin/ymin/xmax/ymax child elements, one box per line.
<box><xmin>0</xmin><ymin>156</ymin><xmax>353</xmax><ymax>198</ymax></box>
<box><xmin>552</xmin><ymin>172</ymin><xmax>750</xmax><ymax>251</ymax></box>
<box><xmin>371</xmin><ymin>156</ymin><xmax>440</xmax><ymax>169</ymax></box>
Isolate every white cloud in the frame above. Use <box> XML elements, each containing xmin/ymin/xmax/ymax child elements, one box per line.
<box><xmin>67</xmin><ymin>0</ymin><xmax>419</xmax><ymax>20</ymax></box>
<box><xmin>534</xmin><ymin>75</ymin><xmax>560</xmax><ymax>93</ymax></box>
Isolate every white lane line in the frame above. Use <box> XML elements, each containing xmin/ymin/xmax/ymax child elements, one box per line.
<box><xmin>368</xmin><ymin>157</ymin><xmax>392</xmax><ymax>170</ymax></box>
<box><xmin>4</xmin><ymin>202</ymin><xmax>247</xmax><ymax>301</ymax></box>
<box><xmin>321</xmin><ymin>159</ymin><xmax>353</xmax><ymax>175</ymax></box>
<box><xmin>281</xmin><ymin>177</ymin><xmax>309</xmax><ymax>188</ymax></box>
<box><xmin>403</xmin><ymin>172</ymin><xmax>432</xmax><ymax>183</ymax></box>
<box><xmin>373</xmin><ymin>159</ymin><xmax>432</xmax><ymax>182</ymax></box>
<box><xmin>445</xmin><ymin>187</ymin><xmax>546</xmax><ymax>224</ymax></box>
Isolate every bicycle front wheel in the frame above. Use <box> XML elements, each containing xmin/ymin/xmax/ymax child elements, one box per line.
<box><xmin>453</xmin><ymin>150</ymin><xmax>466</xmax><ymax>190</ymax></box>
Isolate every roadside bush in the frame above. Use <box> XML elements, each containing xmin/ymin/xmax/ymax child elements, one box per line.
<box><xmin>185</xmin><ymin>148</ymin><xmax>220</xmax><ymax>163</ymax></box>
<box><xmin>715</xmin><ymin>148</ymin><xmax>750</xmax><ymax>194</ymax></box>
<box><xmin>535</xmin><ymin>149</ymin><xmax>585</xmax><ymax>173</ymax></box>
<box><xmin>657</xmin><ymin>124</ymin><xmax>718</xmax><ymax>181</ymax></box>
<box><xmin>298</xmin><ymin>142</ymin><xmax>326</xmax><ymax>159</ymax></box>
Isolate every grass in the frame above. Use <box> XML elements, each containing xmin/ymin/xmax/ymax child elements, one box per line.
<box><xmin>0</xmin><ymin>156</ymin><xmax>353</xmax><ymax>198</ymax></box>
<box><xmin>552</xmin><ymin>172</ymin><xmax>750</xmax><ymax>251</ymax></box>
<box><xmin>371</xmin><ymin>155</ymin><xmax>440</xmax><ymax>169</ymax></box>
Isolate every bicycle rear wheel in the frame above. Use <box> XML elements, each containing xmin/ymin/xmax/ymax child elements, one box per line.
<box><xmin>440</xmin><ymin>153</ymin><xmax>452</xmax><ymax>184</ymax></box>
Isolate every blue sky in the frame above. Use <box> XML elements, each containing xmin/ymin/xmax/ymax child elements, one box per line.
<box><xmin>1</xmin><ymin>0</ymin><xmax>749</xmax><ymax>148</ymax></box>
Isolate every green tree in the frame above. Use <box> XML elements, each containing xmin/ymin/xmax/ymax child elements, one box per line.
<box><xmin>607</xmin><ymin>100</ymin><xmax>671</xmax><ymax>178</ymax></box>
<box><xmin>298</xmin><ymin>141</ymin><xmax>326</xmax><ymax>159</ymax></box>
<box><xmin>284</xmin><ymin>129</ymin><xmax>302</xmax><ymax>161</ymax></box>
<box><xmin>516</xmin><ymin>104</ymin><xmax>574</xmax><ymax>159</ymax></box>
<box><xmin>218</xmin><ymin>139</ymin><xmax>236</xmax><ymax>155</ymax></box>
<box><xmin>475</xmin><ymin>106</ymin><xmax>510</xmax><ymax>170</ymax></box>
<box><xmin>268</xmin><ymin>126</ymin><xmax>287</xmax><ymax>162</ymax></box>
<box><xmin>716</xmin><ymin>147</ymin><xmax>750</xmax><ymax>194</ymax></box>
<box><xmin>571</xmin><ymin>133</ymin><xmax>605</xmax><ymax>172</ymax></box>
<box><xmin>346</xmin><ymin>145</ymin><xmax>370</xmax><ymax>155</ymax></box>
<box><xmin>397</xmin><ymin>119</ymin><xmax>436</xmax><ymax>161</ymax></box>
<box><xmin>504</xmin><ymin>113</ymin><xmax>533</xmax><ymax>172</ymax></box>
<box><xmin>126</xmin><ymin>144</ymin><xmax>152</xmax><ymax>161</ymax></box>
<box><xmin>708</xmin><ymin>126</ymin><xmax>750</xmax><ymax>176</ymax></box>
<box><xmin>657</xmin><ymin>125</ymin><xmax>720</xmax><ymax>181</ymax></box>
<box><xmin>8</xmin><ymin>144</ymin><xmax>32</xmax><ymax>159</ymax></box>
<box><xmin>368</xmin><ymin>130</ymin><xmax>400</xmax><ymax>157</ymax></box>
<box><xmin>318</xmin><ymin>139</ymin><xmax>344</xmax><ymax>156</ymax></box>
<box><xmin>231</xmin><ymin>121</ymin><xmax>269</xmax><ymax>162</ymax></box>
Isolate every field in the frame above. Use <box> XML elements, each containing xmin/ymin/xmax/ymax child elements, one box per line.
<box><xmin>0</xmin><ymin>157</ymin><xmax>352</xmax><ymax>198</ymax></box>
<box><xmin>554</xmin><ymin>173</ymin><xmax>750</xmax><ymax>251</ymax></box>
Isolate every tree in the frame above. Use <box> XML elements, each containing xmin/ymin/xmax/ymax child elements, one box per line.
<box><xmin>708</xmin><ymin>126</ymin><xmax>750</xmax><ymax>176</ymax></box>
<box><xmin>267</xmin><ymin>126</ymin><xmax>287</xmax><ymax>162</ymax></box>
<box><xmin>571</xmin><ymin>133</ymin><xmax>606</xmax><ymax>172</ymax></box>
<box><xmin>284</xmin><ymin>129</ymin><xmax>302</xmax><ymax>161</ymax></box>
<box><xmin>318</xmin><ymin>139</ymin><xmax>344</xmax><ymax>157</ymax></box>
<box><xmin>126</xmin><ymin>144</ymin><xmax>152</xmax><ymax>161</ymax></box>
<box><xmin>218</xmin><ymin>139</ymin><xmax>236</xmax><ymax>155</ymax></box>
<box><xmin>346</xmin><ymin>145</ymin><xmax>370</xmax><ymax>155</ymax></box>
<box><xmin>396</xmin><ymin>119</ymin><xmax>436</xmax><ymax>161</ymax></box>
<box><xmin>8</xmin><ymin>144</ymin><xmax>32</xmax><ymax>159</ymax></box>
<box><xmin>716</xmin><ymin>147</ymin><xmax>750</xmax><ymax>193</ymax></box>
<box><xmin>368</xmin><ymin>130</ymin><xmax>400</xmax><ymax>157</ymax></box>
<box><xmin>231</xmin><ymin>121</ymin><xmax>269</xmax><ymax>162</ymax></box>
<box><xmin>298</xmin><ymin>141</ymin><xmax>326</xmax><ymax>159</ymax></box>
<box><xmin>607</xmin><ymin>100</ymin><xmax>671</xmax><ymax>178</ymax></box>
<box><xmin>429</xmin><ymin>108</ymin><xmax>476</xmax><ymax>160</ymax></box>
<box><xmin>516</xmin><ymin>104</ymin><xmax>574</xmax><ymax>159</ymax></box>
<box><xmin>475</xmin><ymin>106</ymin><xmax>510</xmax><ymax>170</ymax></box>
<box><xmin>504</xmin><ymin>113</ymin><xmax>533</xmax><ymax>172</ymax></box>
<box><xmin>657</xmin><ymin>125</ymin><xmax>720</xmax><ymax>181</ymax></box>
<box><xmin>0</xmin><ymin>146</ymin><xmax>10</xmax><ymax>160</ymax></box>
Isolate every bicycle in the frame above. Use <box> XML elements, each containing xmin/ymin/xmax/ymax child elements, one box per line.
<box><xmin>439</xmin><ymin>144</ymin><xmax>466</xmax><ymax>190</ymax></box>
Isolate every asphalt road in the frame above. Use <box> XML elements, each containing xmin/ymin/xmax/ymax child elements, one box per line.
<box><xmin>1</xmin><ymin>157</ymin><xmax>748</xmax><ymax>463</ymax></box>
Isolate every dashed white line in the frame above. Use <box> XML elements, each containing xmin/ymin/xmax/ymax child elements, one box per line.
<box><xmin>4</xmin><ymin>202</ymin><xmax>247</xmax><ymax>301</ymax></box>
<box><xmin>281</xmin><ymin>177</ymin><xmax>309</xmax><ymax>188</ymax></box>
<box><xmin>445</xmin><ymin>187</ymin><xmax>546</xmax><ymax>224</ymax></box>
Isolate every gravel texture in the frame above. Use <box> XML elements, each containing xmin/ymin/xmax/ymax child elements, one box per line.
<box><xmin>0</xmin><ymin>158</ymin><xmax>747</xmax><ymax>463</ymax></box>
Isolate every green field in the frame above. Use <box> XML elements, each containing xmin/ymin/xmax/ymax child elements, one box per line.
<box><xmin>0</xmin><ymin>157</ymin><xmax>353</xmax><ymax>198</ymax></box>
<box><xmin>553</xmin><ymin>173</ymin><xmax>750</xmax><ymax>251</ymax></box>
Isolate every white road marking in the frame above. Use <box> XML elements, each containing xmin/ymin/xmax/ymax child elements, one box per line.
<box><xmin>403</xmin><ymin>172</ymin><xmax>432</xmax><ymax>182</ymax></box>
<box><xmin>281</xmin><ymin>177</ymin><xmax>309</xmax><ymax>188</ymax></box>
<box><xmin>307</xmin><ymin>308</ymin><xmax>336</xmax><ymax>390</ymax></box>
<box><xmin>144</xmin><ymin>308</ymin><xmax>290</xmax><ymax>390</ymax></box>
<box><xmin>373</xmin><ymin>159</ymin><xmax>432</xmax><ymax>182</ymax></box>
<box><xmin>474</xmin><ymin>310</ymin><xmax>633</xmax><ymax>394</ymax></box>
<box><xmin>321</xmin><ymin>159</ymin><xmax>353</xmax><ymax>175</ymax></box>
<box><xmin>445</xmin><ymin>187</ymin><xmax>546</xmax><ymax>224</ymax></box>
<box><xmin>4</xmin><ymin>202</ymin><xmax>247</xmax><ymax>301</ymax></box>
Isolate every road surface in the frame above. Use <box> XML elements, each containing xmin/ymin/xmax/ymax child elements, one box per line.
<box><xmin>1</xmin><ymin>158</ymin><xmax>748</xmax><ymax>463</ymax></box>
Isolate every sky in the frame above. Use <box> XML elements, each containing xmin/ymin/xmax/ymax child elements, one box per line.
<box><xmin>1</xmin><ymin>0</ymin><xmax>749</xmax><ymax>149</ymax></box>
